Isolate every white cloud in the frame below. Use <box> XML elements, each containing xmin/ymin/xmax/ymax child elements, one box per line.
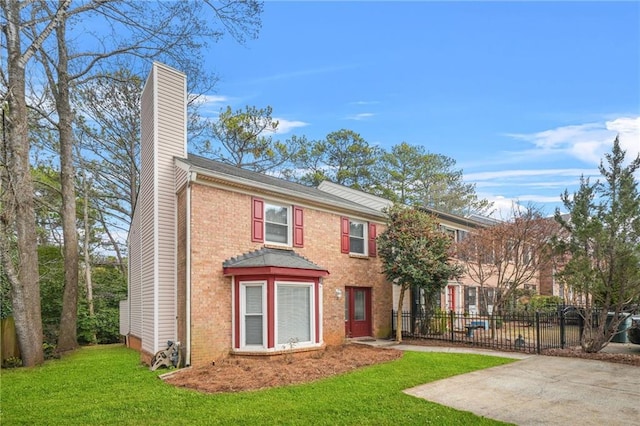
<box><xmin>271</xmin><ymin>117</ymin><xmax>309</xmax><ymax>134</ymax></box>
<box><xmin>350</xmin><ymin>100</ymin><xmax>380</xmax><ymax>106</ymax></box>
<box><xmin>465</xmin><ymin>168</ymin><xmax>599</xmax><ymax>182</ymax></box>
<box><xmin>250</xmin><ymin>64</ymin><xmax>358</xmax><ymax>84</ymax></box>
<box><xmin>189</xmin><ymin>94</ymin><xmax>229</xmax><ymax>106</ymax></box>
<box><xmin>469</xmin><ymin>115</ymin><xmax>640</xmax><ymax>220</ymax></box>
<box><xmin>479</xmin><ymin>194</ymin><xmax>561</xmax><ymax>220</ymax></box>
<box><xmin>506</xmin><ymin>115</ymin><xmax>640</xmax><ymax>165</ymax></box>
<box><xmin>188</xmin><ymin>94</ymin><xmax>232</xmax><ymax>117</ymax></box>
<box><xmin>346</xmin><ymin>112</ymin><xmax>375</xmax><ymax>121</ymax></box>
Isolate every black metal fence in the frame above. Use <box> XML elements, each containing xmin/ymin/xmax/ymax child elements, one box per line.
<box><xmin>391</xmin><ymin>307</ymin><xmax>584</xmax><ymax>354</ymax></box>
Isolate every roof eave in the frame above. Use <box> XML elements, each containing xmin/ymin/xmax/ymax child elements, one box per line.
<box><xmin>175</xmin><ymin>157</ymin><xmax>385</xmax><ymax>220</ymax></box>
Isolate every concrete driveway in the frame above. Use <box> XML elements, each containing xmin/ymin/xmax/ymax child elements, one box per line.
<box><xmin>404</xmin><ymin>355</ymin><xmax>640</xmax><ymax>425</ymax></box>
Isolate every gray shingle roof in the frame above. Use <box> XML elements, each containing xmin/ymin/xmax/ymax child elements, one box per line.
<box><xmin>179</xmin><ymin>154</ymin><xmax>384</xmax><ymax>218</ymax></box>
<box><xmin>223</xmin><ymin>247</ymin><xmax>327</xmax><ymax>271</ymax></box>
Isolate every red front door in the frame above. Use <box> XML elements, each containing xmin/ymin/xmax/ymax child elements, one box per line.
<box><xmin>344</xmin><ymin>287</ymin><xmax>372</xmax><ymax>338</ymax></box>
<box><xmin>448</xmin><ymin>285</ymin><xmax>456</xmax><ymax>311</ymax></box>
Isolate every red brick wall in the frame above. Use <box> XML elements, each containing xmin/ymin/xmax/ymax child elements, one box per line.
<box><xmin>187</xmin><ymin>183</ymin><xmax>390</xmax><ymax>366</ymax></box>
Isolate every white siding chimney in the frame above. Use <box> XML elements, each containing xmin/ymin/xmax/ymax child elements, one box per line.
<box><xmin>136</xmin><ymin>62</ymin><xmax>187</xmax><ymax>356</ymax></box>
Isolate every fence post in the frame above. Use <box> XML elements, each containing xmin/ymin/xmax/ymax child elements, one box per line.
<box><xmin>391</xmin><ymin>310</ymin><xmax>395</xmax><ymax>336</ymax></box>
<box><xmin>559</xmin><ymin>305</ymin><xmax>566</xmax><ymax>349</ymax></box>
<box><xmin>535</xmin><ymin>311</ymin><xmax>541</xmax><ymax>354</ymax></box>
<box><xmin>449</xmin><ymin>310</ymin><xmax>455</xmax><ymax>342</ymax></box>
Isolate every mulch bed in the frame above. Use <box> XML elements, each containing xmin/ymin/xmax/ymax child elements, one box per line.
<box><xmin>163</xmin><ymin>344</ymin><xmax>402</xmax><ymax>393</ymax></box>
<box><xmin>162</xmin><ymin>339</ymin><xmax>639</xmax><ymax>394</ymax></box>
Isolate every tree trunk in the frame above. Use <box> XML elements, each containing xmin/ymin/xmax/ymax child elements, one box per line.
<box><xmin>395</xmin><ymin>284</ymin><xmax>407</xmax><ymax>343</ymax></box>
<box><xmin>1</xmin><ymin>0</ymin><xmax>44</xmax><ymax>366</ymax></box>
<box><xmin>82</xmin><ymin>171</ymin><xmax>97</xmax><ymax>344</ymax></box>
<box><xmin>98</xmin><ymin>210</ymin><xmax>125</xmax><ymax>274</ymax></box>
<box><xmin>55</xmin><ymin>19</ymin><xmax>80</xmax><ymax>353</ymax></box>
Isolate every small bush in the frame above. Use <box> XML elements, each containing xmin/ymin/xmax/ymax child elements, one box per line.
<box><xmin>2</xmin><ymin>357</ymin><xmax>22</xmax><ymax>369</ymax></box>
<box><xmin>43</xmin><ymin>342</ymin><xmax>60</xmax><ymax>360</ymax></box>
<box><xmin>429</xmin><ymin>310</ymin><xmax>448</xmax><ymax>334</ymax></box>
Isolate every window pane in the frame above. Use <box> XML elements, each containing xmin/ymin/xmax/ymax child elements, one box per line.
<box><xmin>350</xmin><ymin>221</ymin><xmax>364</xmax><ymax>238</ymax></box>
<box><xmin>245</xmin><ymin>286</ymin><xmax>262</xmax><ymax>314</ymax></box>
<box><xmin>265</xmin><ymin>205</ymin><xmax>288</xmax><ymax>225</ymax></box>
<box><xmin>265</xmin><ymin>204</ymin><xmax>289</xmax><ymax>244</ymax></box>
<box><xmin>245</xmin><ymin>315</ymin><xmax>263</xmax><ymax>345</ymax></box>
<box><xmin>344</xmin><ymin>290</ymin><xmax>349</xmax><ymax>321</ymax></box>
<box><xmin>277</xmin><ymin>285</ymin><xmax>311</xmax><ymax>345</ymax></box>
<box><xmin>354</xmin><ymin>290</ymin><xmax>366</xmax><ymax>321</ymax></box>
<box><xmin>467</xmin><ymin>287</ymin><xmax>477</xmax><ymax>305</ymax></box>
<box><xmin>349</xmin><ymin>237</ymin><xmax>365</xmax><ymax>254</ymax></box>
<box><xmin>266</xmin><ymin>223</ymin><xmax>288</xmax><ymax>244</ymax></box>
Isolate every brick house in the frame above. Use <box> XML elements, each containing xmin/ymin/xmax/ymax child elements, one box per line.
<box><xmin>120</xmin><ymin>63</ymin><xmax>391</xmax><ymax>366</ymax></box>
<box><xmin>317</xmin><ymin>181</ymin><xmax>500</xmax><ymax>316</ymax></box>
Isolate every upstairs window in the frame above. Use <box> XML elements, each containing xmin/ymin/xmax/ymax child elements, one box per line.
<box><xmin>252</xmin><ymin>197</ymin><xmax>303</xmax><ymax>247</ymax></box>
<box><xmin>265</xmin><ymin>203</ymin><xmax>289</xmax><ymax>244</ymax></box>
<box><xmin>341</xmin><ymin>217</ymin><xmax>376</xmax><ymax>257</ymax></box>
<box><xmin>349</xmin><ymin>220</ymin><xmax>366</xmax><ymax>255</ymax></box>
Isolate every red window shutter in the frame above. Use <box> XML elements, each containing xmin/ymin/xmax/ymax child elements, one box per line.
<box><xmin>293</xmin><ymin>206</ymin><xmax>304</xmax><ymax>248</ymax></box>
<box><xmin>368</xmin><ymin>223</ymin><xmax>377</xmax><ymax>257</ymax></box>
<box><xmin>251</xmin><ymin>197</ymin><xmax>264</xmax><ymax>242</ymax></box>
<box><xmin>340</xmin><ymin>217</ymin><xmax>350</xmax><ymax>254</ymax></box>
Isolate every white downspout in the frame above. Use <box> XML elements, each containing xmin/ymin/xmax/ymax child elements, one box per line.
<box><xmin>185</xmin><ymin>171</ymin><xmax>195</xmax><ymax>366</ymax></box>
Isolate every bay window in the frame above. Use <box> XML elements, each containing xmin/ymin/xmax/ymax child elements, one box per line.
<box><xmin>276</xmin><ymin>283</ymin><xmax>313</xmax><ymax>345</ymax></box>
<box><xmin>240</xmin><ymin>282</ymin><xmax>266</xmax><ymax>347</ymax></box>
<box><xmin>235</xmin><ymin>278</ymin><xmax>320</xmax><ymax>352</ymax></box>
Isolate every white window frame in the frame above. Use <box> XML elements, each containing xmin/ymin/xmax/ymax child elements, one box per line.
<box><xmin>349</xmin><ymin>219</ymin><xmax>368</xmax><ymax>255</ymax></box>
<box><xmin>239</xmin><ymin>281</ymin><xmax>267</xmax><ymax>350</ymax></box>
<box><xmin>274</xmin><ymin>281</ymin><xmax>315</xmax><ymax>348</ymax></box>
<box><xmin>264</xmin><ymin>202</ymin><xmax>291</xmax><ymax>246</ymax></box>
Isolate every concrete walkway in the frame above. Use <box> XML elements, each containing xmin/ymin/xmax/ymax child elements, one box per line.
<box><xmin>356</xmin><ymin>340</ymin><xmax>640</xmax><ymax>425</ymax></box>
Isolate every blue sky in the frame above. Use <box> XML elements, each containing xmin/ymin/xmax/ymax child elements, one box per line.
<box><xmin>199</xmin><ymin>1</ymin><xmax>640</xmax><ymax>218</ymax></box>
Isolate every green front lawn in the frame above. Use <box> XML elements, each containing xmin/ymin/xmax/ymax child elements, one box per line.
<box><xmin>1</xmin><ymin>345</ymin><xmax>515</xmax><ymax>425</ymax></box>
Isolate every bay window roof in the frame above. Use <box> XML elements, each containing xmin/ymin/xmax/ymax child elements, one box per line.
<box><xmin>223</xmin><ymin>247</ymin><xmax>329</xmax><ymax>277</ymax></box>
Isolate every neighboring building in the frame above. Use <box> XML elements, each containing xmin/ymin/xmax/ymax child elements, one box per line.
<box><xmin>120</xmin><ymin>63</ymin><xmax>391</xmax><ymax>366</ymax></box>
<box><xmin>538</xmin><ymin>215</ymin><xmax>589</xmax><ymax>305</ymax></box>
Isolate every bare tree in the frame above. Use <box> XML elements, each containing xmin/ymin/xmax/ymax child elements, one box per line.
<box><xmin>0</xmin><ymin>0</ymin><xmax>71</xmax><ymax>366</ymax></box>
<box><xmin>3</xmin><ymin>0</ymin><xmax>263</xmax><ymax>357</ymax></box>
<box><xmin>456</xmin><ymin>205</ymin><xmax>558</xmax><ymax>335</ymax></box>
<box><xmin>75</xmin><ymin>70</ymin><xmax>142</xmax><ymax>270</ymax></box>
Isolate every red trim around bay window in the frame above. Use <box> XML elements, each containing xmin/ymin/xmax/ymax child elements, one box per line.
<box><xmin>315</xmin><ymin>281</ymin><xmax>320</xmax><ymax>343</ymax></box>
<box><xmin>233</xmin><ymin>274</ymin><xmax>322</xmax><ymax>351</ymax></box>
<box><xmin>234</xmin><ymin>280</ymin><xmax>240</xmax><ymax>349</ymax></box>
<box><xmin>267</xmin><ymin>277</ymin><xmax>275</xmax><ymax>348</ymax></box>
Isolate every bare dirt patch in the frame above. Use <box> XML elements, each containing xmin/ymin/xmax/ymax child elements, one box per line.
<box><xmin>163</xmin><ymin>344</ymin><xmax>402</xmax><ymax>394</ymax></box>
